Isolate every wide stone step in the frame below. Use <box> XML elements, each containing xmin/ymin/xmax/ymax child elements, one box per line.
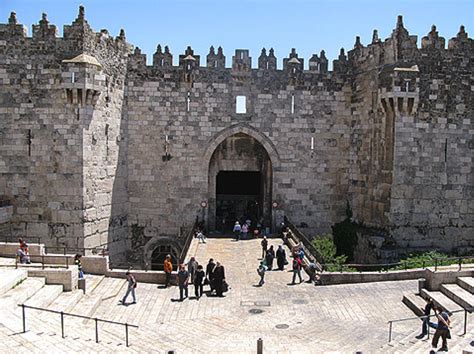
<box><xmin>457</xmin><ymin>276</ymin><xmax>474</xmax><ymax>294</ymax></box>
<box><xmin>441</xmin><ymin>283</ymin><xmax>474</xmax><ymax>311</ymax></box>
<box><xmin>24</xmin><ymin>284</ymin><xmax>63</xmax><ymax>308</ymax></box>
<box><xmin>0</xmin><ymin>277</ymin><xmax>45</xmax><ymax>329</ymax></box>
<box><xmin>0</xmin><ymin>269</ymin><xmax>28</xmax><ymax>296</ymax></box>
<box><xmin>402</xmin><ymin>293</ymin><xmax>425</xmax><ymax>317</ymax></box>
<box><xmin>420</xmin><ymin>288</ymin><xmax>462</xmax><ymax>313</ymax></box>
<box><xmin>47</xmin><ymin>289</ymin><xmax>84</xmax><ymax>313</ymax></box>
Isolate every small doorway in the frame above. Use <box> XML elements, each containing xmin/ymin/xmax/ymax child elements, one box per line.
<box><xmin>216</xmin><ymin>171</ymin><xmax>263</xmax><ymax>232</ymax></box>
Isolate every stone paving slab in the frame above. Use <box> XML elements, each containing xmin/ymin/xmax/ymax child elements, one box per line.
<box><xmin>1</xmin><ymin>237</ymin><xmax>472</xmax><ymax>352</ymax></box>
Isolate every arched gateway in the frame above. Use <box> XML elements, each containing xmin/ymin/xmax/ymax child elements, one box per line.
<box><xmin>204</xmin><ymin>124</ymin><xmax>280</xmax><ymax>232</ymax></box>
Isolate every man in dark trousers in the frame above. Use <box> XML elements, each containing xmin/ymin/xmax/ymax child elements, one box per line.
<box><xmin>213</xmin><ymin>261</ymin><xmax>226</xmax><ymax>297</ymax></box>
<box><xmin>417</xmin><ymin>298</ymin><xmax>434</xmax><ymax>339</ymax></box>
<box><xmin>206</xmin><ymin>258</ymin><xmax>216</xmax><ymax>292</ymax></box>
<box><xmin>177</xmin><ymin>264</ymin><xmax>189</xmax><ymax>301</ymax></box>
<box><xmin>261</xmin><ymin>236</ymin><xmax>268</xmax><ymax>259</ymax></box>
<box><xmin>431</xmin><ymin>307</ymin><xmax>451</xmax><ymax>352</ymax></box>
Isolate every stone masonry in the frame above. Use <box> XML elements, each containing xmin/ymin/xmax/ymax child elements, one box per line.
<box><xmin>0</xmin><ymin>8</ymin><xmax>472</xmax><ymax>264</ymax></box>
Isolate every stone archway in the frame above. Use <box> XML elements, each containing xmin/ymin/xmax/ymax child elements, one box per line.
<box><xmin>143</xmin><ymin>237</ymin><xmax>181</xmax><ymax>270</ymax></box>
<box><xmin>206</xmin><ymin>128</ymin><xmax>274</xmax><ymax>232</ymax></box>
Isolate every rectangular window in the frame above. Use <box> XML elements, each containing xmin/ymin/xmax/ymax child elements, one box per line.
<box><xmin>236</xmin><ymin>96</ymin><xmax>246</xmax><ymax>114</ymax></box>
<box><xmin>291</xmin><ymin>95</ymin><xmax>295</xmax><ymax>114</ymax></box>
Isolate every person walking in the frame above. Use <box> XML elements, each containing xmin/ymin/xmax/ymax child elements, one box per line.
<box><xmin>233</xmin><ymin>221</ymin><xmax>242</xmax><ymax>240</ymax></box>
<box><xmin>206</xmin><ymin>258</ymin><xmax>216</xmax><ymax>292</ymax></box>
<box><xmin>432</xmin><ymin>308</ymin><xmax>451</xmax><ymax>352</ymax></box>
<box><xmin>177</xmin><ymin>264</ymin><xmax>189</xmax><ymax>301</ymax></box>
<box><xmin>194</xmin><ymin>265</ymin><xmax>205</xmax><ymax>300</ymax></box>
<box><xmin>257</xmin><ymin>261</ymin><xmax>267</xmax><ymax>286</ymax></box>
<box><xmin>265</xmin><ymin>245</ymin><xmax>275</xmax><ymax>270</ymax></box>
<box><xmin>187</xmin><ymin>256</ymin><xmax>198</xmax><ymax>283</ymax></box>
<box><xmin>164</xmin><ymin>254</ymin><xmax>173</xmax><ymax>288</ymax></box>
<box><xmin>213</xmin><ymin>261</ymin><xmax>226</xmax><ymax>297</ymax></box>
<box><xmin>120</xmin><ymin>271</ymin><xmax>137</xmax><ymax>305</ymax></box>
<box><xmin>416</xmin><ymin>298</ymin><xmax>434</xmax><ymax>339</ymax></box>
<box><xmin>261</xmin><ymin>236</ymin><xmax>268</xmax><ymax>259</ymax></box>
<box><xmin>276</xmin><ymin>245</ymin><xmax>287</xmax><ymax>271</ymax></box>
<box><xmin>291</xmin><ymin>256</ymin><xmax>303</xmax><ymax>284</ymax></box>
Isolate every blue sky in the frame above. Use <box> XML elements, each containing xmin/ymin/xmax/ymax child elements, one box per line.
<box><xmin>1</xmin><ymin>0</ymin><xmax>472</xmax><ymax>68</ymax></box>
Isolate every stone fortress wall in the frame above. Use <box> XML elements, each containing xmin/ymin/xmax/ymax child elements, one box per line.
<box><xmin>0</xmin><ymin>7</ymin><xmax>472</xmax><ymax>264</ymax></box>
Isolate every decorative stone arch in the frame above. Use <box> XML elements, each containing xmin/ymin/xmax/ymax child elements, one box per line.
<box><xmin>203</xmin><ymin>123</ymin><xmax>281</xmax><ymax>169</ymax></box>
<box><xmin>203</xmin><ymin>123</ymin><xmax>280</xmax><ymax>231</ymax></box>
<box><xmin>143</xmin><ymin>237</ymin><xmax>182</xmax><ymax>270</ymax></box>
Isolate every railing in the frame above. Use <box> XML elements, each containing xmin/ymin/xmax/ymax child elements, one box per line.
<box><xmin>18</xmin><ymin>304</ymin><xmax>138</xmax><ymax>347</ymax></box>
<box><xmin>319</xmin><ymin>255</ymin><xmax>474</xmax><ymax>273</ymax></box>
<box><xmin>387</xmin><ymin>307</ymin><xmax>473</xmax><ymax>343</ymax></box>
<box><xmin>283</xmin><ymin>216</ymin><xmax>323</xmax><ymax>266</ymax></box>
<box><xmin>0</xmin><ymin>235</ymin><xmax>41</xmax><ymax>244</ymax></box>
<box><xmin>179</xmin><ymin>217</ymin><xmax>200</xmax><ymax>265</ymax></box>
<box><xmin>44</xmin><ymin>245</ymin><xmax>109</xmax><ymax>256</ymax></box>
<box><xmin>0</xmin><ymin>253</ymin><xmax>70</xmax><ymax>269</ymax></box>
<box><xmin>108</xmin><ymin>261</ymin><xmax>179</xmax><ymax>271</ymax></box>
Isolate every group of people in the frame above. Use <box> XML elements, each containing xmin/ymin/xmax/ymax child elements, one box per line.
<box><xmin>232</xmin><ymin>217</ymin><xmax>266</xmax><ymax>240</ymax></box>
<box><xmin>417</xmin><ymin>298</ymin><xmax>453</xmax><ymax>352</ymax></box>
<box><xmin>163</xmin><ymin>255</ymin><xmax>227</xmax><ymax>301</ymax></box>
<box><xmin>257</xmin><ymin>236</ymin><xmax>309</xmax><ymax>286</ymax></box>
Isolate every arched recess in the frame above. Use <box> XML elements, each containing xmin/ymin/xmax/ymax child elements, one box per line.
<box><xmin>143</xmin><ymin>237</ymin><xmax>182</xmax><ymax>270</ymax></box>
<box><xmin>203</xmin><ymin>123</ymin><xmax>281</xmax><ymax>170</ymax></box>
<box><xmin>204</xmin><ymin>124</ymin><xmax>279</xmax><ymax>231</ymax></box>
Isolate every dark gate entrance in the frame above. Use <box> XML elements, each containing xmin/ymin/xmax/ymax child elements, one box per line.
<box><xmin>208</xmin><ymin>132</ymin><xmax>272</xmax><ymax>232</ymax></box>
<box><xmin>216</xmin><ymin>171</ymin><xmax>263</xmax><ymax>232</ymax></box>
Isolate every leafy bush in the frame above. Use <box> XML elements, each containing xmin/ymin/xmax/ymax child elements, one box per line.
<box><xmin>390</xmin><ymin>251</ymin><xmax>450</xmax><ymax>270</ymax></box>
<box><xmin>312</xmin><ymin>234</ymin><xmax>348</xmax><ymax>272</ymax></box>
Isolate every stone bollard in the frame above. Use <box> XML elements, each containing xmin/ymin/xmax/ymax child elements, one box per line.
<box><xmin>257</xmin><ymin>338</ymin><xmax>263</xmax><ymax>354</ymax></box>
<box><xmin>418</xmin><ymin>278</ymin><xmax>426</xmax><ymax>294</ymax></box>
<box><xmin>78</xmin><ymin>278</ymin><xmax>86</xmax><ymax>293</ymax></box>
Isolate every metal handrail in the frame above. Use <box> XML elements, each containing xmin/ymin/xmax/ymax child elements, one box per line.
<box><xmin>178</xmin><ymin>218</ymin><xmax>200</xmax><ymax>265</ymax></box>
<box><xmin>387</xmin><ymin>307</ymin><xmax>473</xmax><ymax>342</ymax></box>
<box><xmin>320</xmin><ymin>256</ymin><xmax>474</xmax><ymax>273</ymax></box>
<box><xmin>283</xmin><ymin>216</ymin><xmax>324</xmax><ymax>265</ymax></box>
<box><xmin>0</xmin><ymin>253</ymin><xmax>70</xmax><ymax>269</ymax></box>
<box><xmin>44</xmin><ymin>245</ymin><xmax>109</xmax><ymax>256</ymax></box>
<box><xmin>18</xmin><ymin>304</ymin><xmax>138</xmax><ymax>347</ymax></box>
<box><xmin>0</xmin><ymin>236</ymin><xmax>41</xmax><ymax>244</ymax></box>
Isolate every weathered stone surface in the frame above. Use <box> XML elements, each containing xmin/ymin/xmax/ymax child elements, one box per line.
<box><xmin>0</xmin><ymin>9</ymin><xmax>472</xmax><ymax>263</ymax></box>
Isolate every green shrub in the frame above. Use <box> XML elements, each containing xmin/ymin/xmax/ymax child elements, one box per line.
<box><xmin>390</xmin><ymin>251</ymin><xmax>450</xmax><ymax>270</ymax></box>
<box><xmin>312</xmin><ymin>234</ymin><xmax>348</xmax><ymax>272</ymax></box>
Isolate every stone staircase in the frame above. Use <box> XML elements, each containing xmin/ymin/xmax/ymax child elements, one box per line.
<box><xmin>394</xmin><ymin>275</ymin><xmax>474</xmax><ymax>353</ymax></box>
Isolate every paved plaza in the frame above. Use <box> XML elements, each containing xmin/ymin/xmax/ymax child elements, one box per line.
<box><xmin>3</xmin><ymin>236</ymin><xmax>472</xmax><ymax>353</ymax></box>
